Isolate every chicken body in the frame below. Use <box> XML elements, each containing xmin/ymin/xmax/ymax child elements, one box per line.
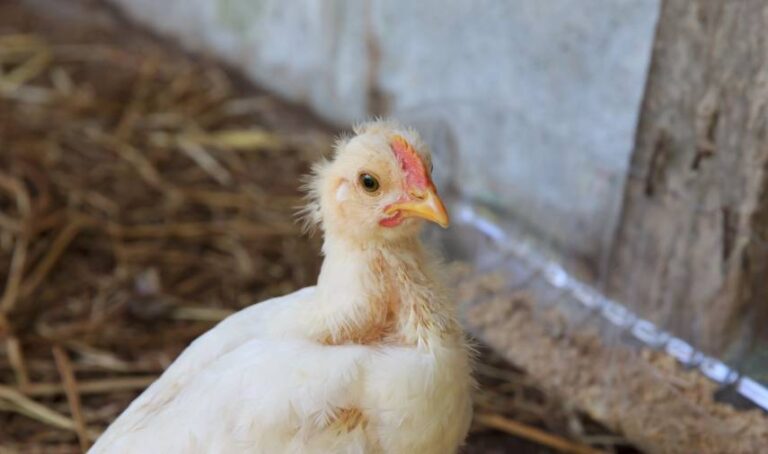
<box><xmin>90</xmin><ymin>121</ymin><xmax>473</xmax><ymax>454</ymax></box>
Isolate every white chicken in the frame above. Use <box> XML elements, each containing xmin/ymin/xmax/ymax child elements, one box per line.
<box><xmin>90</xmin><ymin>120</ymin><xmax>474</xmax><ymax>454</ymax></box>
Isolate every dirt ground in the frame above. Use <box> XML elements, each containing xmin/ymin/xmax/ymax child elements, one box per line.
<box><xmin>0</xmin><ymin>1</ymin><xmax>631</xmax><ymax>453</ymax></box>
<box><xmin>462</xmin><ymin>272</ymin><xmax>768</xmax><ymax>454</ymax></box>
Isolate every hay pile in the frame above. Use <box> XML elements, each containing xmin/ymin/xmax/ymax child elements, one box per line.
<box><xmin>0</xmin><ymin>3</ymin><xmax>625</xmax><ymax>453</ymax></box>
<box><xmin>0</xmin><ymin>8</ymin><xmax>331</xmax><ymax>450</ymax></box>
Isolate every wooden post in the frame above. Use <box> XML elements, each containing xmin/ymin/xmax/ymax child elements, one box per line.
<box><xmin>607</xmin><ymin>0</ymin><xmax>768</xmax><ymax>356</ymax></box>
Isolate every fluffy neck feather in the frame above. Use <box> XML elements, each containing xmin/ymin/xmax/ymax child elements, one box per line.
<box><xmin>314</xmin><ymin>234</ymin><xmax>457</xmax><ymax>348</ymax></box>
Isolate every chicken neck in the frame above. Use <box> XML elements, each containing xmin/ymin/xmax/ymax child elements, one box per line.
<box><xmin>315</xmin><ymin>233</ymin><xmax>455</xmax><ymax>347</ymax></box>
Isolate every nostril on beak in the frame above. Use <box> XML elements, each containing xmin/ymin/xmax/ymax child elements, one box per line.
<box><xmin>409</xmin><ymin>190</ymin><xmax>427</xmax><ymax>200</ymax></box>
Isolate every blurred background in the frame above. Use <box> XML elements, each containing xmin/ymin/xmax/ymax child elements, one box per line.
<box><xmin>1</xmin><ymin>0</ymin><xmax>767</xmax><ymax>453</ymax></box>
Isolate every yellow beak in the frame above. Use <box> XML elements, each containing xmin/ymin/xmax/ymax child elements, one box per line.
<box><xmin>385</xmin><ymin>189</ymin><xmax>450</xmax><ymax>228</ymax></box>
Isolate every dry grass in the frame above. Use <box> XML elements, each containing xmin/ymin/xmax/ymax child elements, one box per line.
<box><xmin>0</xmin><ymin>7</ymin><xmax>329</xmax><ymax>451</ymax></box>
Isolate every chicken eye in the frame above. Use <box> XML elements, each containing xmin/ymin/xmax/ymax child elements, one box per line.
<box><xmin>359</xmin><ymin>173</ymin><xmax>380</xmax><ymax>193</ymax></box>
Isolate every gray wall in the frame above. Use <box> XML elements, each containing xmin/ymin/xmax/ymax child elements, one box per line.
<box><xmin>111</xmin><ymin>0</ymin><xmax>659</xmax><ymax>267</ymax></box>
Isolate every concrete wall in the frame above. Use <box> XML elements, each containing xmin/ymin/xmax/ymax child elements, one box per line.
<box><xmin>110</xmin><ymin>0</ymin><xmax>660</xmax><ymax>268</ymax></box>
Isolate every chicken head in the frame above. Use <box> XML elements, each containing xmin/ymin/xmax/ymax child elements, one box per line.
<box><xmin>303</xmin><ymin>120</ymin><xmax>449</xmax><ymax>244</ymax></box>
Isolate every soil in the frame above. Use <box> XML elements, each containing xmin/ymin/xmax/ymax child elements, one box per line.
<box><xmin>462</xmin><ymin>272</ymin><xmax>768</xmax><ymax>454</ymax></box>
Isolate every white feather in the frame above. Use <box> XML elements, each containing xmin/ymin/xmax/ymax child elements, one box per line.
<box><xmin>90</xmin><ymin>286</ymin><xmax>472</xmax><ymax>454</ymax></box>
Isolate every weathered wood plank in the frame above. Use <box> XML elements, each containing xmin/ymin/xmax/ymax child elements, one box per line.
<box><xmin>607</xmin><ymin>0</ymin><xmax>768</xmax><ymax>355</ymax></box>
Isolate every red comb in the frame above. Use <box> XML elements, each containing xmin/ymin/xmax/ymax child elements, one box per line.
<box><xmin>390</xmin><ymin>135</ymin><xmax>432</xmax><ymax>190</ymax></box>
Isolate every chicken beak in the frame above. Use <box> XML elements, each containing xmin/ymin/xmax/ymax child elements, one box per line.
<box><xmin>386</xmin><ymin>188</ymin><xmax>450</xmax><ymax>228</ymax></box>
